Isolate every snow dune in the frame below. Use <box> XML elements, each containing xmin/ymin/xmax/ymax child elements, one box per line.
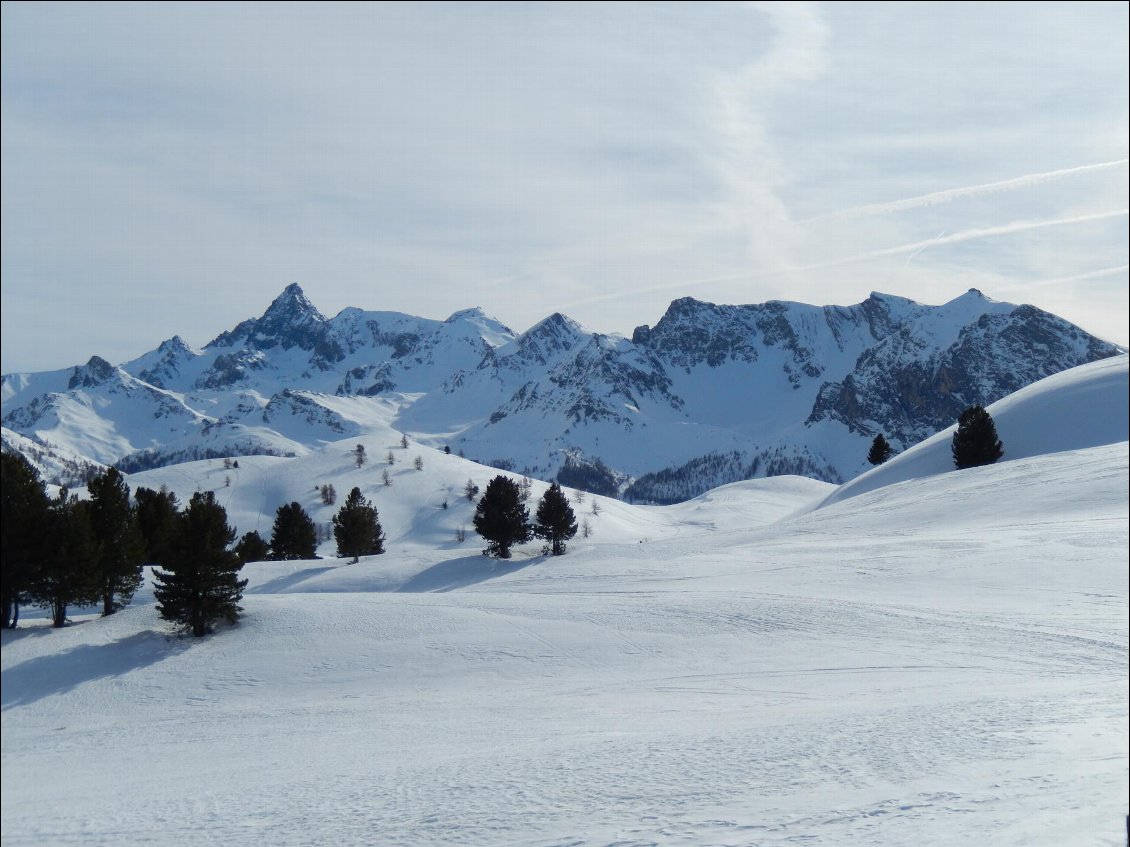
<box><xmin>1</xmin><ymin>360</ymin><xmax>1127</xmax><ymax>846</ymax></box>
<box><xmin>818</xmin><ymin>354</ymin><xmax>1128</xmax><ymax>509</ymax></box>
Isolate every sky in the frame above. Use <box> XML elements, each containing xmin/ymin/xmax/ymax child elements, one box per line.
<box><xmin>2</xmin><ymin>1</ymin><xmax>1127</xmax><ymax>374</ymax></box>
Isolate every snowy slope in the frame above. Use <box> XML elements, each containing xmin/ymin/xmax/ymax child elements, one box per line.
<box><xmin>2</xmin><ymin>356</ymin><xmax>1127</xmax><ymax>847</ymax></box>
<box><xmin>817</xmin><ymin>354</ymin><xmax>1130</xmax><ymax>509</ymax></box>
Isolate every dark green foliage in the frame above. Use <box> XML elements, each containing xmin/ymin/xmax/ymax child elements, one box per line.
<box><xmin>533</xmin><ymin>482</ymin><xmax>578</xmax><ymax>556</ymax></box>
<box><xmin>623</xmin><ymin>451</ymin><xmax>752</xmax><ymax>504</ymax></box>
<box><xmin>134</xmin><ymin>486</ymin><xmax>180</xmax><ymax>566</ymax></box>
<box><xmin>31</xmin><ymin>490</ymin><xmax>100</xmax><ymax>627</ymax></box>
<box><xmin>332</xmin><ymin>487</ymin><xmax>385</xmax><ymax>563</ymax></box>
<box><xmin>153</xmin><ymin>491</ymin><xmax>247</xmax><ymax>637</ymax></box>
<box><xmin>867</xmin><ymin>433</ymin><xmax>893</xmax><ymax>466</ymax></box>
<box><xmin>555</xmin><ymin>455</ymin><xmax>618</xmax><ymax>497</ymax></box>
<box><xmin>234</xmin><ymin>530</ymin><xmax>270</xmax><ymax>564</ymax></box>
<box><xmin>87</xmin><ymin>467</ymin><xmax>145</xmax><ymax>616</ymax></box>
<box><xmin>1</xmin><ymin>452</ymin><xmax>50</xmax><ymax>628</ymax></box>
<box><xmin>269</xmin><ymin>501</ymin><xmax>318</xmax><ymax>560</ymax></box>
<box><xmin>472</xmin><ymin>476</ymin><xmax>531</xmax><ymax>559</ymax></box>
<box><xmin>952</xmin><ymin>405</ymin><xmax>1004</xmax><ymax>470</ymax></box>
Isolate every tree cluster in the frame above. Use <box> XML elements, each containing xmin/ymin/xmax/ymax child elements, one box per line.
<box><xmin>2</xmin><ymin>456</ymin><xmax>148</xmax><ymax>629</ymax></box>
<box><xmin>472</xmin><ymin>476</ymin><xmax>580</xmax><ymax>559</ymax></box>
<box><xmin>1</xmin><ymin>456</ymin><xmax>248</xmax><ymax>637</ymax></box>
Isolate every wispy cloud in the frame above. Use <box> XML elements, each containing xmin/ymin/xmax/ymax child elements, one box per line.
<box><xmin>803</xmin><ymin>159</ymin><xmax>1130</xmax><ymax>223</ymax></box>
<box><xmin>2</xmin><ymin>2</ymin><xmax>1127</xmax><ymax>369</ymax></box>
<box><xmin>1026</xmin><ymin>263</ymin><xmax>1130</xmax><ymax>288</ymax></box>
<box><xmin>830</xmin><ymin>209</ymin><xmax>1129</xmax><ymax>263</ymax></box>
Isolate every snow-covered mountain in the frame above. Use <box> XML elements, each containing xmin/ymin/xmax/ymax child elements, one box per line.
<box><xmin>3</xmin><ymin>346</ymin><xmax>1127</xmax><ymax>847</ymax></box>
<box><xmin>2</xmin><ymin>283</ymin><xmax>1123</xmax><ymax>494</ymax></box>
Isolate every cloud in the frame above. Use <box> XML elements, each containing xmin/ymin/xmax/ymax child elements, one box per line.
<box><xmin>2</xmin><ymin>3</ymin><xmax>1127</xmax><ymax>370</ymax></box>
<box><xmin>803</xmin><ymin>159</ymin><xmax>1130</xmax><ymax>222</ymax></box>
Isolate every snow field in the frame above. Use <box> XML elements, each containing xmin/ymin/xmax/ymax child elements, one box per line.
<box><xmin>2</xmin><ymin>359</ymin><xmax>1127</xmax><ymax>846</ymax></box>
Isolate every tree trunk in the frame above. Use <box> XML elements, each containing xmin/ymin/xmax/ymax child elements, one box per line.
<box><xmin>52</xmin><ymin>600</ymin><xmax>67</xmax><ymax>628</ymax></box>
<box><xmin>103</xmin><ymin>591</ymin><xmax>116</xmax><ymax>617</ymax></box>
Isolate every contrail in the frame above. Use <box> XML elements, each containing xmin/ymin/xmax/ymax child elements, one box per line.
<box><xmin>803</xmin><ymin>159</ymin><xmax>1130</xmax><ymax>223</ymax></box>
<box><xmin>553</xmin><ymin>209</ymin><xmax>1129</xmax><ymax>313</ymax></box>
<box><xmin>1027</xmin><ymin>263</ymin><xmax>1129</xmax><ymax>288</ymax></box>
<box><xmin>840</xmin><ymin>209</ymin><xmax>1128</xmax><ymax>263</ymax></box>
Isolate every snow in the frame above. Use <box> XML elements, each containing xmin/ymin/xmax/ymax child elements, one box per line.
<box><xmin>818</xmin><ymin>355</ymin><xmax>1129</xmax><ymax>509</ymax></box>
<box><xmin>2</xmin><ymin>358</ymin><xmax>1127</xmax><ymax>846</ymax></box>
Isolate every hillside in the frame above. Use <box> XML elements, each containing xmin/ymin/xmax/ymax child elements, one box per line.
<box><xmin>2</xmin><ymin>357</ymin><xmax>1127</xmax><ymax>846</ymax></box>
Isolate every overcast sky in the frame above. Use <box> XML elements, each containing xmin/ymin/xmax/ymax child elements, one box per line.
<box><xmin>2</xmin><ymin>1</ymin><xmax>1127</xmax><ymax>373</ymax></box>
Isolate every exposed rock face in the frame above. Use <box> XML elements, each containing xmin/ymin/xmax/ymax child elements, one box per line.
<box><xmin>2</xmin><ymin>284</ymin><xmax>1123</xmax><ymax>498</ymax></box>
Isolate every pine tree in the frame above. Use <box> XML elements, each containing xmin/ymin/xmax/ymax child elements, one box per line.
<box><xmin>31</xmin><ymin>490</ymin><xmax>100</xmax><ymax>627</ymax></box>
<box><xmin>472</xmin><ymin>476</ymin><xmax>531</xmax><ymax>559</ymax></box>
<box><xmin>355</xmin><ymin>444</ymin><xmax>367</xmax><ymax>468</ymax></box>
<box><xmin>234</xmin><ymin>530</ymin><xmax>270</xmax><ymax>564</ymax></box>
<box><xmin>134</xmin><ymin>486</ymin><xmax>181</xmax><ymax>566</ymax></box>
<box><xmin>533</xmin><ymin>482</ymin><xmax>578</xmax><ymax>556</ymax></box>
<box><xmin>952</xmin><ymin>405</ymin><xmax>1004</xmax><ymax>469</ymax></box>
<box><xmin>87</xmin><ymin>467</ymin><xmax>145</xmax><ymax>616</ymax></box>
<box><xmin>269</xmin><ymin>502</ymin><xmax>318</xmax><ymax>560</ymax></box>
<box><xmin>1</xmin><ymin>452</ymin><xmax>50</xmax><ymax>628</ymax></box>
<box><xmin>867</xmin><ymin>433</ymin><xmax>893</xmax><ymax>466</ymax></box>
<box><xmin>332</xmin><ymin>487</ymin><xmax>385</xmax><ymax>563</ymax></box>
<box><xmin>153</xmin><ymin>491</ymin><xmax>246</xmax><ymax>637</ymax></box>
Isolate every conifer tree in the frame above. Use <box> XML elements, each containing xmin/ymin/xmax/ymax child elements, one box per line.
<box><xmin>867</xmin><ymin>433</ymin><xmax>893</xmax><ymax>466</ymax></box>
<box><xmin>153</xmin><ymin>491</ymin><xmax>246</xmax><ymax>637</ymax></box>
<box><xmin>234</xmin><ymin>530</ymin><xmax>270</xmax><ymax>564</ymax></box>
<box><xmin>88</xmin><ymin>467</ymin><xmax>145</xmax><ymax>616</ymax></box>
<box><xmin>332</xmin><ymin>487</ymin><xmax>385</xmax><ymax>563</ymax></box>
<box><xmin>269</xmin><ymin>502</ymin><xmax>318</xmax><ymax>560</ymax></box>
<box><xmin>134</xmin><ymin>486</ymin><xmax>180</xmax><ymax>566</ymax></box>
<box><xmin>32</xmin><ymin>489</ymin><xmax>100</xmax><ymax>627</ymax></box>
<box><xmin>472</xmin><ymin>476</ymin><xmax>531</xmax><ymax>559</ymax></box>
<box><xmin>1</xmin><ymin>452</ymin><xmax>50</xmax><ymax>628</ymax></box>
<box><xmin>952</xmin><ymin>405</ymin><xmax>1004</xmax><ymax>469</ymax></box>
<box><xmin>533</xmin><ymin>482</ymin><xmax>578</xmax><ymax>556</ymax></box>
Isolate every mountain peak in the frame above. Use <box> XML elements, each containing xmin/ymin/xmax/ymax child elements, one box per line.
<box><xmin>261</xmin><ymin>283</ymin><xmax>324</xmax><ymax>325</ymax></box>
<box><xmin>445</xmin><ymin>307</ymin><xmax>487</xmax><ymax>323</ymax></box>
<box><xmin>526</xmin><ymin>312</ymin><xmax>584</xmax><ymax>341</ymax></box>
<box><xmin>67</xmin><ymin>355</ymin><xmax>117</xmax><ymax>389</ymax></box>
<box><xmin>157</xmin><ymin>335</ymin><xmax>192</xmax><ymax>355</ymax></box>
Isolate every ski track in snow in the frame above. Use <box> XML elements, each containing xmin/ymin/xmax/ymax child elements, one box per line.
<box><xmin>2</xmin><ymin>366</ymin><xmax>1127</xmax><ymax>846</ymax></box>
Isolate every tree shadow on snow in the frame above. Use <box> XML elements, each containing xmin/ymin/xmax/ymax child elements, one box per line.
<box><xmin>1</xmin><ymin>629</ymin><xmax>191</xmax><ymax>710</ymax></box>
<box><xmin>246</xmin><ymin>565</ymin><xmax>337</xmax><ymax>595</ymax></box>
<box><xmin>397</xmin><ymin>553</ymin><xmax>542</xmax><ymax>593</ymax></box>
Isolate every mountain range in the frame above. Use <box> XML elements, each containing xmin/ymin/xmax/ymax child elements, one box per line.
<box><xmin>2</xmin><ymin>283</ymin><xmax>1123</xmax><ymax>500</ymax></box>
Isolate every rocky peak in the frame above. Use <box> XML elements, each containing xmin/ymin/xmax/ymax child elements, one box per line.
<box><xmin>255</xmin><ymin>283</ymin><xmax>326</xmax><ymax>336</ymax></box>
<box><xmin>157</xmin><ymin>335</ymin><xmax>193</xmax><ymax>356</ymax></box>
<box><xmin>67</xmin><ymin>355</ymin><xmax>117</xmax><ymax>389</ymax></box>
<box><xmin>504</xmin><ymin>313</ymin><xmax>586</xmax><ymax>365</ymax></box>
<box><xmin>206</xmin><ymin>283</ymin><xmax>332</xmax><ymax>353</ymax></box>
